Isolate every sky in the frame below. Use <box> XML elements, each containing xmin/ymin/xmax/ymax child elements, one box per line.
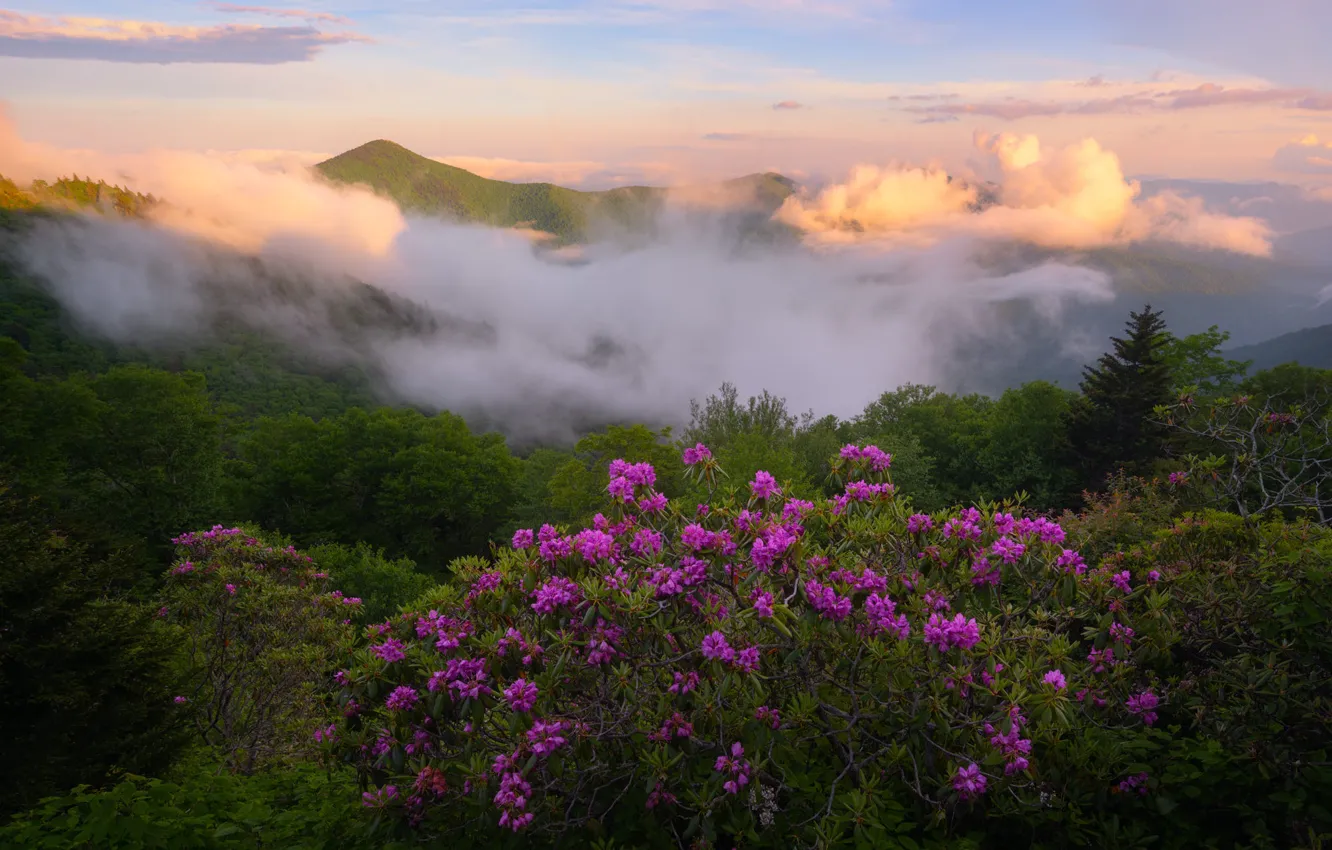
<box><xmin>4</xmin><ymin>0</ymin><xmax>1332</xmax><ymax>189</ymax></box>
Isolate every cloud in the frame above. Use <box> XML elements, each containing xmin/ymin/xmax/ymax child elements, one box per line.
<box><xmin>0</xmin><ymin>9</ymin><xmax>367</xmax><ymax>64</ymax></box>
<box><xmin>703</xmin><ymin>132</ymin><xmax>753</xmax><ymax>142</ymax></box>
<box><xmin>1295</xmin><ymin>94</ymin><xmax>1332</xmax><ymax>111</ymax></box>
<box><xmin>1274</xmin><ymin>135</ymin><xmax>1332</xmax><ymax>174</ymax></box>
<box><xmin>208</xmin><ymin>4</ymin><xmax>353</xmax><ymax>25</ymax></box>
<box><xmin>904</xmin><ymin>83</ymin><xmax>1330</xmax><ymax>122</ymax></box>
<box><xmin>777</xmin><ymin>131</ymin><xmax>1273</xmax><ymax>256</ymax></box>
<box><xmin>0</xmin><ymin>115</ymin><xmax>1120</xmax><ymax>443</ymax></box>
<box><xmin>914</xmin><ymin>115</ymin><xmax>959</xmax><ymax>124</ymax></box>
<box><xmin>772</xmin><ymin>100</ymin><xmax>803</xmax><ymax>110</ymax></box>
<box><xmin>1078</xmin><ymin>75</ymin><xmax>1106</xmax><ymax>88</ymax></box>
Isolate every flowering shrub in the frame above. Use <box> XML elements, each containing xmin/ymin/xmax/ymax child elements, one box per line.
<box><xmin>324</xmin><ymin>444</ymin><xmax>1264</xmax><ymax>847</ymax></box>
<box><xmin>160</xmin><ymin>525</ymin><xmax>356</xmax><ymax>772</ymax></box>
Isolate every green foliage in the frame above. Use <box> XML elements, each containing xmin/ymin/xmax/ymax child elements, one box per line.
<box><xmin>305</xmin><ymin>542</ymin><xmax>437</xmax><ymax>625</ymax></box>
<box><xmin>0</xmin><ymin>485</ymin><xmax>185</xmax><ymax>816</ymax></box>
<box><xmin>226</xmin><ymin>407</ymin><xmax>521</xmax><ymax>571</ymax></box>
<box><xmin>0</xmin><ymin>765</ymin><xmax>387</xmax><ymax>849</ymax></box>
<box><xmin>1159</xmin><ymin>324</ymin><xmax>1251</xmax><ymax>395</ymax></box>
<box><xmin>546</xmin><ymin>424</ymin><xmax>686</xmax><ymax>523</ymax></box>
<box><xmin>162</xmin><ymin>527</ymin><xmax>356</xmax><ymax>773</ymax></box>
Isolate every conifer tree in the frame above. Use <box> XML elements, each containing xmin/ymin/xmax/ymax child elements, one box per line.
<box><xmin>1063</xmin><ymin>305</ymin><xmax>1174</xmax><ymax>496</ymax></box>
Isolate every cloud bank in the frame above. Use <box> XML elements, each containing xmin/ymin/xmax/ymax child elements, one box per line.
<box><xmin>0</xmin><ymin>117</ymin><xmax>1130</xmax><ymax>441</ymax></box>
<box><xmin>777</xmin><ymin>131</ymin><xmax>1273</xmax><ymax>256</ymax></box>
<box><xmin>0</xmin><ymin>9</ymin><xmax>367</xmax><ymax>64</ymax></box>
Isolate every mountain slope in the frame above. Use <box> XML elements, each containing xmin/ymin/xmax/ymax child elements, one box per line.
<box><xmin>314</xmin><ymin>140</ymin><xmax>796</xmax><ymax>243</ymax></box>
<box><xmin>1228</xmin><ymin>323</ymin><xmax>1332</xmax><ymax>371</ymax></box>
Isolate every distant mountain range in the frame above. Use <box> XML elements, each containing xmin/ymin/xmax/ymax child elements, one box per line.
<box><xmin>1229</xmin><ymin>322</ymin><xmax>1332</xmax><ymax>371</ymax></box>
<box><xmin>315</xmin><ymin>140</ymin><xmax>797</xmax><ymax>244</ymax></box>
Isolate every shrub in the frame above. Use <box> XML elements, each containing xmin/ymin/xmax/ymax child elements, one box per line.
<box><xmin>0</xmin><ymin>764</ymin><xmax>389</xmax><ymax>849</ymax></box>
<box><xmin>160</xmin><ymin>526</ymin><xmax>356</xmax><ymax>773</ymax></box>
<box><xmin>327</xmin><ymin>444</ymin><xmax>1266</xmax><ymax>847</ymax></box>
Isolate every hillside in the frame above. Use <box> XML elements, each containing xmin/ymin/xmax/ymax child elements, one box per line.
<box><xmin>1228</xmin><ymin>323</ymin><xmax>1332</xmax><ymax>371</ymax></box>
<box><xmin>314</xmin><ymin>139</ymin><xmax>797</xmax><ymax>243</ymax></box>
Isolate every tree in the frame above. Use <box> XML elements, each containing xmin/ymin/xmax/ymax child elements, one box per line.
<box><xmin>545</xmin><ymin>424</ymin><xmax>685</xmax><ymax>523</ymax></box>
<box><xmin>1064</xmin><ymin>305</ymin><xmax>1175</xmax><ymax>496</ymax></box>
<box><xmin>1159</xmin><ymin>324</ymin><xmax>1251</xmax><ymax>396</ymax></box>
<box><xmin>227</xmin><ymin>408</ymin><xmax>520</xmax><ymax>571</ymax></box>
<box><xmin>0</xmin><ymin>485</ymin><xmax>185</xmax><ymax>815</ymax></box>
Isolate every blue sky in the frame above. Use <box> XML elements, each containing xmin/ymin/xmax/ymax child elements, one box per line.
<box><xmin>3</xmin><ymin>1</ymin><xmax>1332</xmax><ymax>187</ymax></box>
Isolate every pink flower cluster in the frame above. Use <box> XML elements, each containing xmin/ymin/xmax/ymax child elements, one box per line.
<box><xmin>840</xmin><ymin>442</ymin><xmax>892</xmax><ymax>471</ymax></box>
<box><xmin>714</xmin><ymin>742</ymin><xmax>752</xmax><ymax>794</ymax></box>
<box><xmin>503</xmin><ymin>678</ymin><xmax>538</xmax><ymax>713</ymax></box>
<box><xmin>985</xmin><ymin>706</ymin><xmax>1033</xmax><ymax>775</ymax></box>
<box><xmin>1126</xmin><ymin>690</ymin><xmax>1160</xmax><ymax>726</ymax></box>
<box><xmin>682</xmin><ymin>443</ymin><xmax>712</xmax><ymax>465</ymax></box>
<box><xmin>923</xmin><ymin>613</ymin><xmax>982</xmax><ymax>652</ymax></box>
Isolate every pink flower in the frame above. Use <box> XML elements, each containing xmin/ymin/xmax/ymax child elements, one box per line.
<box><xmin>512</xmin><ymin>528</ymin><xmax>534</xmax><ymax>549</ymax></box>
<box><xmin>750</xmin><ymin>470</ymin><xmax>781</xmax><ymax>500</ymax></box>
<box><xmin>923</xmin><ymin>613</ymin><xmax>981</xmax><ymax>652</ymax></box>
<box><xmin>385</xmin><ymin>685</ymin><xmax>419</xmax><ymax>712</ymax></box>
<box><xmin>701</xmin><ymin>631</ymin><xmax>734</xmax><ymax>662</ymax></box>
<box><xmin>503</xmin><ymin>678</ymin><xmax>539</xmax><ymax>713</ymax></box>
<box><xmin>750</xmin><ymin>588</ymin><xmax>775</xmax><ymax>618</ymax></box>
<box><xmin>682</xmin><ymin>443</ymin><xmax>712</xmax><ymax>465</ymax></box>
<box><xmin>1043</xmin><ymin>669</ymin><xmax>1067</xmax><ymax>691</ymax></box>
<box><xmin>225</xmin><ymin>583</ymin><xmax>237</xmax><ymax>595</ymax></box>
<box><xmin>1126</xmin><ymin>690</ymin><xmax>1160</xmax><ymax>726</ymax></box>
<box><xmin>952</xmin><ymin>763</ymin><xmax>987</xmax><ymax>801</ymax></box>
<box><xmin>906</xmin><ymin>513</ymin><xmax>934</xmax><ymax>533</ymax></box>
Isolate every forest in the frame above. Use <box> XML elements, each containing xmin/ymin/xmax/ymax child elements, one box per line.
<box><xmin>1</xmin><ymin>189</ymin><xmax>1331</xmax><ymax>847</ymax></box>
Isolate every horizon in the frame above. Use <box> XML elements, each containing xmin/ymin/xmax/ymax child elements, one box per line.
<box><xmin>2</xmin><ymin>1</ymin><xmax>1332</xmax><ymax>192</ymax></box>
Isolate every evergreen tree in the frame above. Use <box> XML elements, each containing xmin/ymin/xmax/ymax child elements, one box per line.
<box><xmin>1063</xmin><ymin>305</ymin><xmax>1174</xmax><ymax>497</ymax></box>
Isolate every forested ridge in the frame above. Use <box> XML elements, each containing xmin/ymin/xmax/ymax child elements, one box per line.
<box><xmin>1</xmin><ymin>182</ymin><xmax>1331</xmax><ymax>848</ymax></box>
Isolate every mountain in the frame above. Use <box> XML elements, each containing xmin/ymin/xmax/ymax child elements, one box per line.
<box><xmin>315</xmin><ymin>139</ymin><xmax>797</xmax><ymax>243</ymax></box>
<box><xmin>1228</xmin><ymin>323</ymin><xmax>1332</xmax><ymax>371</ymax></box>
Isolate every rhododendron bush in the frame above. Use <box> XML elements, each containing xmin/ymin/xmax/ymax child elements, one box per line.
<box><xmin>325</xmin><ymin>444</ymin><xmax>1238</xmax><ymax>847</ymax></box>
<box><xmin>160</xmin><ymin>526</ymin><xmax>358</xmax><ymax>773</ymax></box>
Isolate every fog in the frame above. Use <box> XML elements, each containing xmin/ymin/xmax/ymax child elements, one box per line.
<box><xmin>3</xmin><ymin>117</ymin><xmax>1286</xmax><ymax>442</ymax></box>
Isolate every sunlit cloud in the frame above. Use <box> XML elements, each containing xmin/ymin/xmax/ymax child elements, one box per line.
<box><xmin>208</xmin><ymin>4</ymin><xmax>355</xmax><ymax>26</ymax></box>
<box><xmin>904</xmin><ymin>82</ymin><xmax>1332</xmax><ymax>122</ymax></box>
<box><xmin>1273</xmin><ymin>135</ymin><xmax>1332</xmax><ymax>174</ymax></box>
<box><xmin>0</xmin><ymin>9</ymin><xmax>368</xmax><ymax>63</ymax></box>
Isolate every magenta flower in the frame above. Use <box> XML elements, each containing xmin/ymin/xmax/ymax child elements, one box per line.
<box><xmin>512</xmin><ymin>528</ymin><xmax>534</xmax><ymax>549</ymax></box>
<box><xmin>755</xmin><ymin>705</ymin><xmax>781</xmax><ymax>729</ymax></box>
<box><xmin>906</xmin><ymin>513</ymin><xmax>934</xmax><ymax>533</ymax></box>
<box><xmin>1126</xmin><ymin>690</ymin><xmax>1160</xmax><ymax>726</ymax></box>
<box><xmin>1110</xmin><ymin>570</ymin><xmax>1132</xmax><ymax>594</ymax></box>
<box><xmin>714</xmin><ymin>742</ymin><xmax>752</xmax><ymax>794</ymax></box>
<box><xmin>923</xmin><ymin>613</ymin><xmax>981</xmax><ymax>652</ymax></box>
<box><xmin>668</xmin><ymin>671</ymin><xmax>700</xmax><ymax>694</ymax></box>
<box><xmin>527</xmin><ymin>719</ymin><xmax>568</xmax><ymax>756</ymax></box>
<box><xmin>733</xmin><ymin>645</ymin><xmax>761</xmax><ymax>673</ymax></box>
<box><xmin>503</xmin><ymin>678</ymin><xmax>539</xmax><ymax>713</ymax></box>
<box><xmin>990</xmin><ymin>537</ymin><xmax>1026</xmax><ymax>564</ymax></box>
<box><xmin>682</xmin><ymin>443</ymin><xmax>712</xmax><ymax>465</ymax></box>
<box><xmin>372</xmin><ymin>638</ymin><xmax>407</xmax><ymax>664</ymax></box>
<box><xmin>701</xmin><ymin>630</ymin><xmax>735</xmax><ymax>662</ymax></box>
<box><xmin>173</xmin><ymin>695</ymin><xmax>188</xmax><ymax>705</ymax></box>
<box><xmin>864</xmin><ymin>593</ymin><xmax>911</xmax><ymax>639</ymax></box>
<box><xmin>1117</xmin><ymin>772</ymin><xmax>1150</xmax><ymax>796</ymax></box>
<box><xmin>385</xmin><ymin>685</ymin><xmax>419</xmax><ymax>712</ymax></box>
<box><xmin>532</xmin><ymin>576</ymin><xmax>580</xmax><ymax>614</ymax></box>
<box><xmin>225</xmin><ymin>583</ymin><xmax>237</xmax><ymax>595</ymax></box>
<box><xmin>750</xmin><ymin>588</ymin><xmax>775</xmax><ymax>619</ymax></box>
<box><xmin>952</xmin><ymin>763</ymin><xmax>988</xmax><ymax>801</ymax></box>
<box><xmin>750</xmin><ymin>470</ymin><xmax>781</xmax><ymax>500</ymax></box>
<box><xmin>1056</xmin><ymin>549</ymin><xmax>1086</xmax><ymax>575</ymax></box>
<box><xmin>1043</xmin><ymin>669</ymin><xmax>1067</xmax><ymax>691</ymax></box>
